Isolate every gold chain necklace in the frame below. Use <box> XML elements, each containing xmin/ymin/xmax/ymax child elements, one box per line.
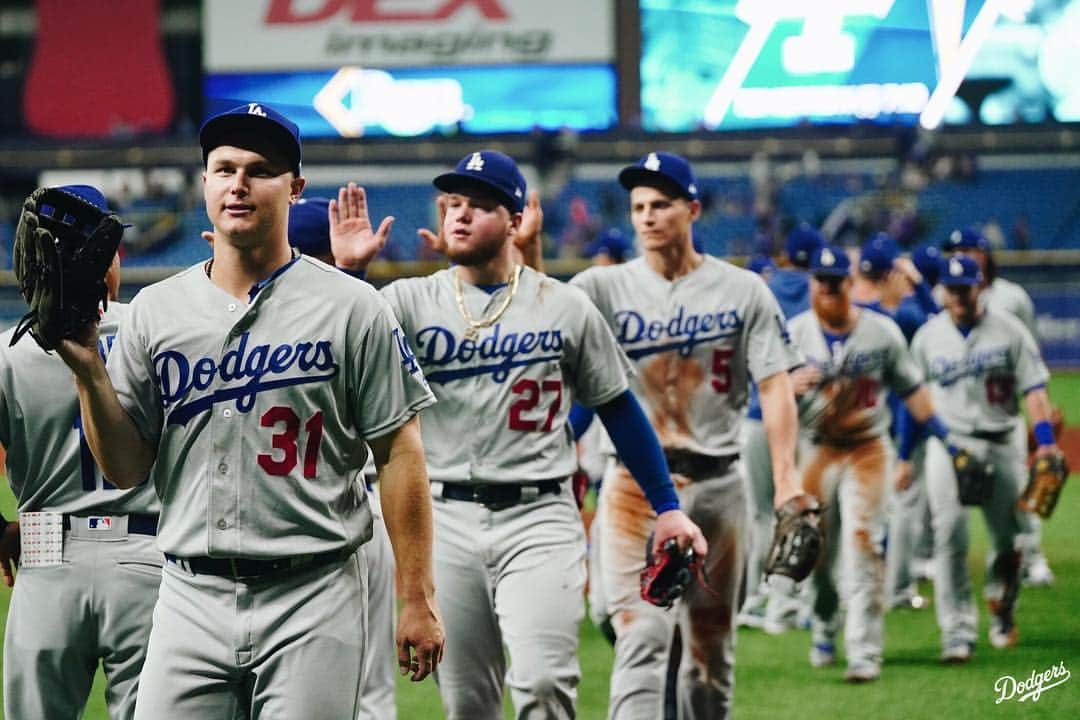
<box><xmin>453</xmin><ymin>265</ymin><xmax>522</xmax><ymax>341</ymax></box>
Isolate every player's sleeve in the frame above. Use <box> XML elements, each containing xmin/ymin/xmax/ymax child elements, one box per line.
<box><xmin>569</xmin><ymin>267</ymin><xmax>616</xmax><ymax>320</ymax></box>
<box><xmin>0</xmin><ymin>346</ymin><xmax>12</xmax><ymax>448</ymax></box>
<box><xmin>883</xmin><ymin>317</ymin><xmax>923</xmax><ymax>396</ymax></box>
<box><xmin>1012</xmin><ymin>318</ymin><xmax>1050</xmax><ymax>394</ymax></box>
<box><xmin>351</xmin><ymin>290</ymin><xmax>435</xmax><ymax>440</ymax></box>
<box><xmin>746</xmin><ymin>276</ymin><xmax>803</xmax><ymax>382</ymax></box>
<box><xmin>908</xmin><ymin>323</ymin><xmax>930</xmax><ymax>375</ymax></box>
<box><xmin>564</xmin><ymin>286</ymin><xmax>632</xmax><ymax>408</ymax></box>
<box><xmin>106</xmin><ymin>295</ymin><xmax>165</xmax><ymax>446</ymax></box>
<box><xmin>1016</xmin><ymin>288</ymin><xmax>1037</xmax><ymax>337</ymax></box>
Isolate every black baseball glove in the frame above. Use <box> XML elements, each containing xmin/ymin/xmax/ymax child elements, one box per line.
<box><xmin>11</xmin><ymin>187</ymin><xmax>123</xmax><ymax>351</ymax></box>
<box><xmin>640</xmin><ymin>537</ymin><xmax>700</xmax><ymax>608</ymax></box>
<box><xmin>953</xmin><ymin>447</ymin><xmax>994</xmax><ymax>506</ymax></box>
<box><xmin>765</xmin><ymin>493</ymin><xmax>822</xmax><ymax>583</ymax></box>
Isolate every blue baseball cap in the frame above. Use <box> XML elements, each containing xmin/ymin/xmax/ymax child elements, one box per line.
<box><xmin>53</xmin><ymin>185</ymin><xmax>133</xmax><ymax>231</ymax></box>
<box><xmin>287</xmin><ymin>198</ymin><xmax>331</xmax><ymax>257</ymax></box>
<box><xmin>809</xmin><ymin>244</ymin><xmax>851</xmax><ymax>277</ymax></box>
<box><xmin>618</xmin><ymin>151</ymin><xmax>698</xmax><ymax>201</ymax></box>
<box><xmin>584</xmin><ymin>228</ymin><xmax>630</xmax><ymax>262</ymax></box>
<box><xmin>858</xmin><ymin>233</ymin><xmax>899</xmax><ymax>274</ymax></box>
<box><xmin>785</xmin><ymin>223</ymin><xmax>824</xmax><ymax>267</ymax></box>
<box><xmin>940</xmin><ymin>254</ymin><xmax>982</xmax><ymax>286</ymax></box>
<box><xmin>433</xmin><ymin>150</ymin><xmax>526</xmax><ymax>213</ymax></box>
<box><xmin>747</xmin><ymin>254</ymin><xmax>775</xmax><ymax>276</ymax></box>
<box><xmin>200</xmin><ymin>102</ymin><xmax>302</xmax><ymax>176</ymax></box>
<box><xmin>943</xmin><ymin>227</ymin><xmax>990</xmax><ymax>253</ymax></box>
<box><xmin>911</xmin><ymin>244</ymin><xmax>942</xmax><ymax>286</ymax></box>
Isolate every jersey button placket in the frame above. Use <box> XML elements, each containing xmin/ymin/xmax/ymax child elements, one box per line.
<box><xmin>209</xmin><ymin>335</ymin><xmax>240</xmax><ymax>555</ymax></box>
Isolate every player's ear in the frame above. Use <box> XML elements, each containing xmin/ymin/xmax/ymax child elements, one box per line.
<box><xmin>687</xmin><ymin>199</ymin><xmax>702</xmax><ymax>221</ymax></box>
<box><xmin>290</xmin><ymin>176</ymin><xmax>306</xmax><ymax>204</ymax></box>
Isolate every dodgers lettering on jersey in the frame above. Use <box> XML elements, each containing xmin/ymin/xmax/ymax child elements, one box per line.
<box><xmin>0</xmin><ymin>303</ymin><xmax>159</xmax><ymax>516</ymax></box>
<box><xmin>381</xmin><ymin>266</ymin><xmax>631</xmax><ymax>483</ymax></box>
<box><xmin>107</xmin><ymin>257</ymin><xmax>434</xmax><ymax>558</ymax></box>
<box><xmin>412</xmin><ymin>322</ymin><xmax>563</xmax><ymax>384</ymax></box>
<box><xmin>911</xmin><ymin>307</ymin><xmax>1048</xmax><ymax>434</ymax></box>
<box><xmin>572</xmin><ymin>256</ymin><xmax>801</xmax><ymax>457</ymax></box>
<box><xmin>788</xmin><ymin>308</ymin><xmax>922</xmax><ymax>444</ymax></box>
<box><xmin>154</xmin><ymin>332</ymin><xmax>339</xmax><ymax>425</ymax></box>
<box><xmin>613</xmin><ymin>304</ymin><xmax>744</xmax><ymax>358</ymax></box>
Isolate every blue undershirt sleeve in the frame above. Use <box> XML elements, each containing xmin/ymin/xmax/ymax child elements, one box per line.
<box><xmin>911</xmin><ymin>280</ymin><xmax>939</xmax><ymax>316</ymax></box>
<box><xmin>596</xmin><ymin>391</ymin><xmax>680</xmax><ymax>514</ymax></box>
<box><xmin>568</xmin><ymin>403</ymin><xmax>596</xmax><ymax>441</ymax></box>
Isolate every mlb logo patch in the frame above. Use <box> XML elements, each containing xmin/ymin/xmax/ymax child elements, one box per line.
<box><xmin>87</xmin><ymin>517</ymin><xmax>113</xmax><ymax>531</ymax></box>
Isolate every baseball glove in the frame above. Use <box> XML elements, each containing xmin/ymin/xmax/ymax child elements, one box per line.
<box><xmin>1018</xmin><ymin>449</ymin><xmax>1069</xmax><ymax>518</ymax></box>
<box><xmin>640</xmin><ymin>538</ymin><xmax>700</xmax><ymax>608</ymax></box>
<box><xmin>765</xmin><ymin>493</ymin><xmax>822</xmax><ymax>583</ymax></box>
<box><xmin>10</xmin><ymin>187</ymin><xmax>123</xmax><ymax>351</ymax></box>
<box><xmin>953</xmin><ymin>447</ymin><xmax>994</xmax><ymax>506</ymax></box>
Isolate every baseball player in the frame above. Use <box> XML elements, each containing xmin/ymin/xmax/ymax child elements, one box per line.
<box><xmin>0</xmin><ymin>185</ymin><xmax>161</xmax><ymax>720</ymax></box>
<box><xmin>883</xmin><ymin>243</ymin><xmax>943</xmax><ymax>609</ymax></box>
<box><xmin>367</xmin><ymin>149</ymin><xmax>705</xmax><ymax>719</ymax></box>
<box><xmin>744</xmin><ymin>224</ymin><xmax>823</xmax><ymax>632</ymax></box>
<box><xmin>788</xmin><ymin>244</ymin><xmax>944</xmax><ymax>682</ymax></box>
<box><xmin>852</xmin><ymin>233</ymin><xmax>939</xmax><ymax>342</ymax></box>
<box><xmin>571</xmin><ymin>152</ymin><xmax>806</xmax><ymax>719</ymax></box>
<box><xmin>767</xmin><ymin>223</ymin><xmax>823</xmax><ymax>319</ymax></box>
<box><xmin>287</xmin><ymin>194</ymin><xmax>398</xmax><ymax>720</ymax></box>
<box><xmin>942</xmin><ymin>227</ymin><xmax>1053</xmax><ymax>587</ymax></box>
<box><xmin>907</xmin><ymin>254</ymin><xmax>1059</xmax><ymax>662</ymax></box>
<box><xmin>53</xmin><ymin>103</ymin><xmax>445</xmax><ymax>719</ymax></box>
<box><xmin>584</xmin><ymin>227</ymin><xmax>631</xmax><ymax>266</ymax></box>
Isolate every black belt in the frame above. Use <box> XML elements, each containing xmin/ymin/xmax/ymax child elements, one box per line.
<box><xmin>63</xmin><ymin>513</ymin><xmax>158</xmax><ymax>536</ymax></box>
<box><xmin>164</xmin><ymin>549</ymin><xmax>348</xmax><ymax>581</ymax></box>
<box><xmin>438</xmin><ymin>480</ymin><xmax>562</xmax><ymax>509</ymax></box>
<box><xmin>663</xmin><ymin>450</ymin><xmax>740</xmax><ymax>479</ymax></box>
<box><xmin>970</xmin><ymin>429</ymin><xmax>1013</xmax><ymax>443</ymax></box>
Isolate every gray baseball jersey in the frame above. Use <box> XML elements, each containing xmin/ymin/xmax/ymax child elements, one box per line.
<box><xmin>911</xmin><ymin>308</ymin><xmax>1048</xmax><ymax>434</ymax></box>
<box><xmin>571</xmin><ymin>256</ymin><xmax>801</xmax><ymax>455</ymax></box>
<box><xmin>1</xmin><ymin>302</ymin><xmax>162</xmax><ymax>720</ymax></box>
<box><xmin>381</xmin><ymin>265</ymin><xmax>632</xmax><ymax>482</ymax></box>
<box><xmin>0</xmin><ymin>303</ymin><xmax>158</xmax><ymax>516</ymax></box>
<box><xmin>382</xmin><ymin>265</ymin><xmax>630</xmax><ymax>717</ymax></box>
<box><xmin>107</xmin><ymin>256</ymin><xmax>434</xmax><ymax>558</ymax></box>
<box><xmin>982</xmin><ymin>277</ymin><xmax>1036</xmax><ymax>337</ymax></box>
<box><xmin>788</xmin><ymin>308</ymin><xmax>923</xmax><ymax>443</ymax></box>
<box><xmin>573</xmin><ymin>255</ymin><xmax>800</xmax><ymax>719</ymax></box>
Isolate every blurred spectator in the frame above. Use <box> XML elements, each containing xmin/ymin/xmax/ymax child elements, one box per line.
<box><xmin>559</xmin><ymin>196</ymin><xmax>601</xmax><ymax>259</ymax></box>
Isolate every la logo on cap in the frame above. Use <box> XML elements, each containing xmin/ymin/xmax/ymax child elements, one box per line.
<box><xmin>466</xmin><ymin>152</ymin><xmax>484</xmax><ymax>172</ymax></box>
<box><xmin>644</xmin><ymin>152</ymin><xmax>661</xmax><ymax>171</ymax></box>
<box><xmin>949</xmin><ymin>257</ymin><xmax>964</xmax><ymax>276</ymax></box>
<box><xmin>247</xmin><ymin>103</ymin><xmax>267</xmax><ymax>117</ymax></box>
<box><xmin>821</xmin><ymin>248</ymin><xmax>835</xmax><ymax>266</ymax></box>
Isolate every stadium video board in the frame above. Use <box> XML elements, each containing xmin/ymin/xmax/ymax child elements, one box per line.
<box><xmin>203</xmin><ymin>0</ymin><xmax>617</xmax><ymax>137</ymax></box>
<box><xmin>640</xmin><ymin>0</ymin><xmax>1080</xmax><ymax>132</ymax></box>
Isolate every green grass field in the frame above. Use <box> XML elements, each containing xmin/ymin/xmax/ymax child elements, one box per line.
<box><xmin>1</xmin><ymin>376</ymin><xmax>1078</xmax><ymax>719</ymax></box>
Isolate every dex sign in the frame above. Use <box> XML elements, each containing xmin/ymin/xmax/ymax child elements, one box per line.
<box><xmin>204</xmin><ymin>0</ymin><xmax>614</xmax><ymax>70</ymax></box>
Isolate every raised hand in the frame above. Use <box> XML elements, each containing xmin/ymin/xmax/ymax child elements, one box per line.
<box><xmin>330</xmin><ymin>182</ymin><xmax>394</xmax><ymax>271</ymax></box>
<box><xmin>417</xmin><ymin>194</ymin><xmax>448</xmax><ymax>256</ymax></box>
